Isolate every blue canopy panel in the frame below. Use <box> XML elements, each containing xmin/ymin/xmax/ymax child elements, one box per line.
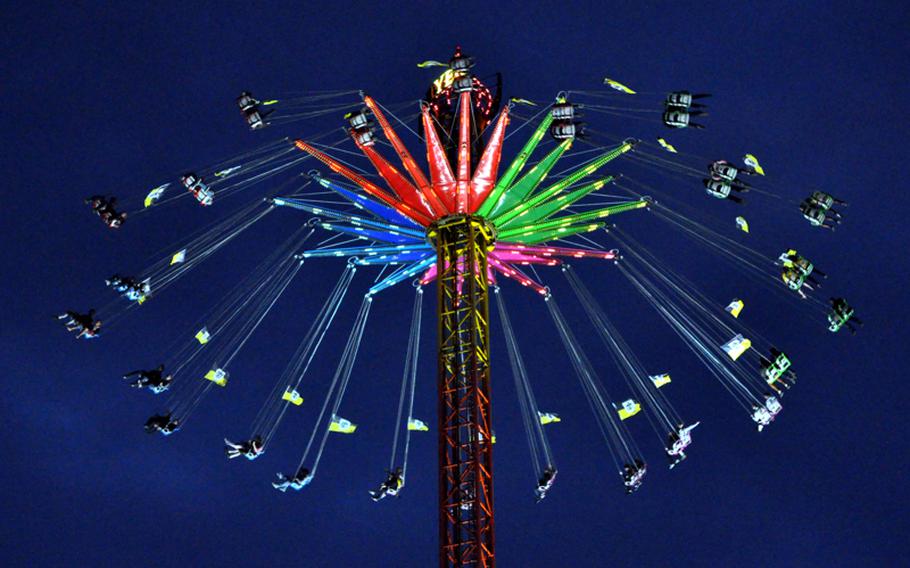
<box><xmin>272</xmin><ymin>198</ymin><xmax>425</xmax><ymax>239</ymax></box>
<box><xmin>317</xmin><ymin>177</ymin><xmax>420</xmax><ymax>228</ymax></box>
<box><xmin>369</xmin><ymin>255</ymin><xmax>437</xmax><ymax>295</ymax></box>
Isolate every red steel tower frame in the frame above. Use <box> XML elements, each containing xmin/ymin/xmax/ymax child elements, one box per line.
<box><xmin>429</xmin><ymin>215</ymin><xmax>497</xmax><ymax>567</ymax></box>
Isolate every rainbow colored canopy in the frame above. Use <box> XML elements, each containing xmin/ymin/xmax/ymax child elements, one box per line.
<box><xmin>277</xmin><ymin>92</ymin><xmax>647</xmax><ymax>294</ymax></box>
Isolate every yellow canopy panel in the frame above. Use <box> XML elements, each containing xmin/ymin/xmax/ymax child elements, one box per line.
<box><xmin>743</xmin><ymin>153</ymin><xmax>765</xmax><ymax>175</ymax></box>
<box><xmin>617</xmin><ymin>399</ymin><xmax>642</xmax><ymax>420</ymax></box>
<box><xmin>657</xmin><ymin>138</ymin><xmax>678</xmax><ymax>153</ymax></box>
<box><xmin>204</xmin><ymin>368</ymin><xmax>228</xmax><ymax>387</ymax></box>
<box><xmin>195</xmin><ymin>327</ymin><xmax>212</xmax><ymax>345</ymax></box>
<box><xmin>725</xmin><ymin>299</ymin><xmax>745</xmax><ymax>318</ymax></box>
<box><xmin>603</xmin><ymin>77</ymin><xmax>636</xmax><ymax>94</ymax></box>
<box><xmin>329</xmin><ymin>415</ymin><xmax>357</xmax><ymax>434</ymax></box>
<box><xmin>144</xmin><ymin>184</ymin><xmax>168</xmax><ymax>208</ymax></box>
<box><xmin>170</xmin><ymin>249</ymin><xmax>187</xmax><ymax>265</ymax></box>
<box><xmin>736</xmin><ymin>216</ymin><xmax>749</xmax><ymax>233</ymax></box>
<box><xmin>282</xmin><ymin>389</ymin><xmax>303</xmax><ymax>406</ymax></box>
<box><xmin>722</xmin><ymin>334</ymin><xmax>752</xmax><ymax>361</ymax></box>
<box><xmin>407</xmin><ymin>418</ymin><xmax>429</xmax><ymax>431</ymax></box>
<box><xmin>538</xmin><ymin>412</ymin><xmax>562</xmax><ymax>425</ymax></box>
<box><xmin>195</xmin><ymin>327</ymin><xmax>211</xmax><ymax>344</ymax></box>
<box><xmin>649</xmin><ymin>373</ymin><xmax>672</xmax><ymax>388</ymax></box>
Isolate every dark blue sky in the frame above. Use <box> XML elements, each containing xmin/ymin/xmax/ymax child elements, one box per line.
<box><xmin>2</xmin><ymin>2</ymin><xmax>908</xmax><ymax>566</ymax></box>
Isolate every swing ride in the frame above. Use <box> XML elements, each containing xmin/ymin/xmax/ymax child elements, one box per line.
<box><xmin>63</xmin><ymin>47</ymin><xmax>860</xmax><ymax>567</ymax></box>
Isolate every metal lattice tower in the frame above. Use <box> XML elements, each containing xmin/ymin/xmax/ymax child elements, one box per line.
<box><xmin>289</xmin><ymin>50</ymin><xmax>643</xmax><ymax>566</ymax></box>
<box><xmin>429</xmin><ymin>215</ymin><xmax>496</xmax><ymax>567</ymax></box>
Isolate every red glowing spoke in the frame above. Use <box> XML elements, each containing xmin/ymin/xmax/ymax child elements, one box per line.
<box><xmin>470</xmin><ymin>107</ymin><xmax>509</xmax><ymax>213</ymax></box>
<box><xmin>421</xmin><ymin>106</ymin><xmax>457</xmax><ymax>212</ymax></box>
<box><xmin>294</xmin><ymin>139</ymin><xmax>432</xmax><ymax>226</ymax></box>
<box><xmin>363</xmin><ymin>96</ymin><xmax>448</xmax><ymax>217</ymax></box>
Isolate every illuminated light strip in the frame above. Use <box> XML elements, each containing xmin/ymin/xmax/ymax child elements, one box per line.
<box><xmin>490</xmin><ymin>250</ymin><xmax>562</xmax><ymax>265</ymax></box>
<box><xmin>455</xmin><ymin>90</ymin><xmax>472</xmax><ymax>214</ymax></box>
<box><xmin>356</xmin><ymin>251</ymin><xmax>433</xmax><ymax>265</ymax></box>
<box><xmin>419</xmin><ymin>264</ymin><xmax>437</xmax><ymax>285</ymax></box>
<box><xmin>294</xmin><ymin>139</ymin><xmax>433</xmax><ymax>226</ymax></box>
<box><xmin>315</xmin><ymin>223</ymin><xmax>419</xmax><ymax>245</ymax></box>
<box><xmin>272</xmin><ymin>197</ymin><xmax>425</xmax><ymax>238</ymax></box>
<box><xmin>498</xmin><ymin>200</ymin><xmax>647</xmax><ymax>240</ymax></box>
<box><xmin>498</xmin><ymin>178</ymin><xmax>611</xmax><ymax>229</ymax></box>
<box><xmin>368</xmin><ymin>255</ymin><xmax>437</xmax><ymax>295</ymax></box>
<box><xmin>315</xmin><ymin>176</ymin><xmax>419</xmax><ymax>228</ymax></box>
<box><xmin>475</xmin><ymin>112</ymin><xmax>554</xmax><ymax>218</ymax></box>
<box><xmin>420</xmin><ymin>106</ymin><xmax>457</xmax><ymax>212</ymax></box>
<box><xmin>495</xmin><ymin>243</ymin><xmax>617</xmax><ymax>260</ymax></box>
<box><xmin>492</xmin><ymin>142</ymin><xmax>632</xmax><ymax>227</ymax></box>
<box><xmin>487</xmin><ymin>139</ymin><xmax>572</xmax><ymax>219</ymax></box>
<box><xmin>505</xmin><ymin>223</ymin><xmax>606</xmax><ymax>245</ymax></box>
<box><xmin>356</xmin><ymin>139</ymin><xmax>436</xmax><ymax>219</ymax></box>
<box><xmin>488</xmin><ymin>256</ymin><xmax>548</xmax><ymax>295</ymax></box>
<box><xmin>363</xmin><ymin>96</ymin><xmax>447</xmax><ymax>217</ymax></box>
<box><xmin>302</xmin><ymin>243</ymin><xmax>431</xmax><ymax>258</ymax></box>
<box><xmin>469</xmin><ymin>106</ymin><xmax>510</xmax><ymax>214</ymax></box>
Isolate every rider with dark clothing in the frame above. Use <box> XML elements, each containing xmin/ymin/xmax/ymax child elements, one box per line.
<box><xmin>123</xmin><ymin>364</ymin><xmax>172</xmax><ymax>392</ymax></box>
<box><xmin>370</xmin><ymin>467</ymin><xmax>404</xmax><ymax>501</ymax></box>
<box><xmin>145</xmin><ymin>413</ymin><xmax>180</xmax><ymax>435</ymax></box>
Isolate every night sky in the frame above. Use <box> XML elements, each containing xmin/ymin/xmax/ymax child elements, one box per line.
<box><xmin>3</xmin><ymin>2</ymin><xmax>907</xmax><ymax>566</ymax></box>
